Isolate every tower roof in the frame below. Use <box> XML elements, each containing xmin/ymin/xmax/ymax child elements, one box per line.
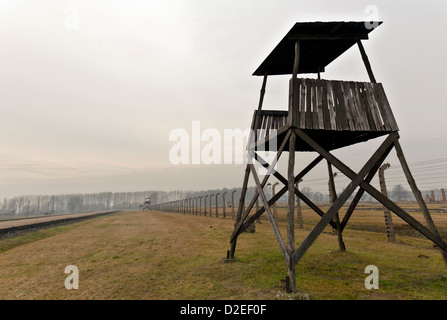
<box><xmin>253</xmin><ymin>21</ymin><xmax>382</xmax><ymax>76</ymax></box>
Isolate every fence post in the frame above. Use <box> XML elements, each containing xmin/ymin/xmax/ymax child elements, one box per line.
<box><xmin>273</xmin><ymin>182</ymin><xmax>279</xmax><ymax>223</ymax></box>
<box><xmin>215</xmin><ymin>193</ymin><xmax>220</xmax><ymax>218</ymax></box>
<box><xmin>231</xmin><ymin>189</ymin><xmax>237</xmax><ymax>220</ymax></box>
<box><xmin>209</xmin><ymin>195</ymin><xmax>214</xmax><ymax>218</ymax></box>
<box><xmin>296</xmin><ymin>179</ymin><xmax>303</xmax><ymax>228</ymax></box>
<box><xmin>379</xmin><ymin>163</ymin><xmax>396</xmax><ymax>242</ymax></box>
<box><xmin>223</xmin><ymin>192</ymin><xmax>227</xmax><ymax>218</ymax></box>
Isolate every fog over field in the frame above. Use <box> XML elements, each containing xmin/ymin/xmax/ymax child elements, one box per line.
<box><xmin>1</xmin><ymin>0</ymin><xmax>446</xmax><ymax>198</ymax></box>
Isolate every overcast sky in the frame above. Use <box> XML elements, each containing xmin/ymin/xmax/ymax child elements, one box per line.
<box><xmin>0</xmin><ymin>0</ymin><xmax>446</xmax><ymax>198</ymax></box>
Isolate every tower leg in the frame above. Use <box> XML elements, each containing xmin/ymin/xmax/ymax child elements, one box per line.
<box><xmin>327</xmin><ymin>161</ymin><xmax>346</xmax><ymax>251</ymax></box>
<box><xmin>287</xmin><ymin>131</ymin><xmax>296</xmax><ymax>292</ymax></box>
<box><xmin>229</xmin><ymin>164</ymin><xmax>250</xmax><ymax>259</ymax></box>
<box><xmin>394</xmin><ymin>139</ymin><xmax>447</xmax><ymax>268</ymax></box>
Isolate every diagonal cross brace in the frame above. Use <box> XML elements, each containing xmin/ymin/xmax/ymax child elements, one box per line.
<box><xmin>230</xmin><ymin>130</ymin><xmax>291</xmax><ymax>242</ymax></box>
<box><xmin>230</xmin><ymin>155</ymin><xmax>324</xmax><ymax>243</ymax></box>
<box><xmin>294</xmin><ymin>129</ymin><xmax>447</xmax><ymax>255</ymax></box>
<box><xmin>291</xmin><ymin>130</ymin><xmax>398</xmax><ymax>266</ymax></box>
<box><xmin>254</xmin><ymin>152</ymin><xmax>337</xmax><ymax>229</ymax></box>
<box><xmin>340</xmin><ymin>138</ymin><xmax>394</xmax><ymax>231</ymax></box>
<box><xmin>249</xmin><ymin>163</ymin><xmax>291</xmax><ymax>267</ymax></box>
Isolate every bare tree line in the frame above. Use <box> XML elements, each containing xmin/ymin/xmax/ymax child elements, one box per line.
<box><xmin>0</xmin><ymin>180</ymin><xmax>436</xmax><ymax>219</ymax></box>
<box><xmin>0</xmin><ymin>191</ymin><xmax>153</xmax><ymax>218</ymax></box>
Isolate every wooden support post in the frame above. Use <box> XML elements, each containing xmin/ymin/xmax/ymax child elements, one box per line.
<box><xmin>296</xmin><ymin>180</ymin><xmax>303</xmax><ymax>229</ymax></box>
<box><xmin>340</xmin><ymin>141</ymin><xmax>394</xmax><ymax>232</ymax></box>
<box><xmin>230</xmin><ymin>130</ymin><xmax>291</xmax><ymax>242</ymax></box>
<box><xmin>287</xmin><ymin>131</ymin><xmax>297</xmax><ymax>291</ymax></box>
<box><xmin>231</xmin><ymin>155</ymin><xmax>325</xmax><ymax>242</ymax></box>
<box><xmin>253</xmin><ymin>75</ymin><xmax>269</xmax><ymax>149</ymax></box>
<box><xmin>257</xmin><ymin>75</ymin><xmax>268</xmax><ymax>111</ymax></box>
<box><xmin>306</xmin><ymin>131</ymin><xmax>447</xmax><ymax>256</ymax></box>
<box><xmin>255</xmin><ymin>152</ymin><xmax>337</xmax><ymax>229</ymax></box>
<box><xmin>357</xmin><ymin>40</ymin><xmax>377</xmax><ymax>83</ymax></box>
<box><xmin>289</xmin><ymin>40</ymin><xmax>300</xmax><ymax>127</ymax></box>
<box><xmin>293</xmin><ymin>41</ymin><xmax>300</xmax><ymax>78</ymax></box>
<box><xmin>249</xmin><ymin>163</ymin><xmax>290</xmax><ymax>267</ymax></box>
<box><xmin>327</xmin><ymin>161</ymin><xmax>346</xmax><ymax>251</ymax></box>
<box><xmin>394</xmin><ymin>139</ymin><xmax>447</xmax><ymax>267</ymax></box>
<box><xmin>229</xmin><ymin>165</ymin><xmax>250</xmax><ymax>259</ymax></box>
<box><xmin>229</xmin><ymin>73</ymin><xmax>268</xmax><ymax>259</ymax></box>
<box><xmin>291</xmin><ymin>130</ymin><xmax>398</xmax><ymax>266</ymax></box>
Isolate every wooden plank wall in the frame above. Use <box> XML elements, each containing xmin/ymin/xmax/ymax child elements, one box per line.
<box><xmin>288</xmin><ymin>78</ymin><xmax>399</xmax><ymax>132</ymax></box>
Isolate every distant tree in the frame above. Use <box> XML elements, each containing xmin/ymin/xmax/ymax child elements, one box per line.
<box><xmin>67</xmin><ymin>196</ymin><xmax>83</xmax><ymax>213</ymax></box>
<box><xmin>313</xmin><ymin>191</ymin><xmax>324</xmax><ymax>203</ymax></box>
<box><xmin>391</xmin><ymin>184</ymin><xmax>411</xmax><ymax>202</ymax></box>
<box><xmin>301</xmin><ymin>186</ymin><xmax>313</xmax><ymax>200</ymax></box>
<box><xmin>17</xmin><ymin>197</ymin><xmax>25</xmax><ymax>215</ymax></box>
<box><xmin>2</xmin><ymin>197</ymin><xmax>7</xmax><ymax>213</ymax></box>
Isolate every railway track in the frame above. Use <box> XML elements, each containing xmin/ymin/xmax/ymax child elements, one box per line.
<box><xmin>0</xmin><ymin>210</ymin><xmax>122</xmax><ymax>239</ymax></box>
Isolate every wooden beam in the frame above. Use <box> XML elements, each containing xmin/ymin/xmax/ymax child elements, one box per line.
<box><xmin>254</xmin><ymin>152</ymin><xmax>337</xmax><ymax>229</ymax></box>
<box><xmin>249</xmin><ymin>163</ymin><xmax>291</xmax><ymax>267</ymax></box>
<box><xmin>360</xmin><ymin>177</ymin><xmax>447</xmax><ymax>255</ymax></box>
<box><xmin>230</xmin><ymin>130</ymin><xmax>291</xmax><ymax>241</ymax></box>
<box><xmin>289</xmin><ymin>33</ymin><xmax>369</xmax><ymax>40</ymax></box>
<box><xmin>236</xmin><ymin>183</ymin><xmax>289</xmax><ymax>240</ymax></box>
<box><xmin>229</xmin><ymin>164</ymin><xmax>250</xmax><ymax>258</ymax></box>
<box><xmin>293</xmin><ymin>41</ymin><xmax>300</xmax><ymax>79</ymax></box>
<box><xmin>327</xmin><ymin>161</ymin><xmax>346</xmax><ymax>251</ymax></box>
<box><xmin>251</xmin><ymin>75</ymin><xmax>269</xmax><ymax>151</ymax></box>
<box><xmin>257</xmin><ymin>75</ymin><xmax>268</xmax><ymax>112</ymax></box>
<box><xmin>394</xmin><ymin>139</ymin><xmax>447</xmax><ymax>266</ymax></box>
<box><xmin>291</xmin><ymin>129</ymin><xmax>396</xmax><ymax>266</ymax></box>
<box><xmin>287</xmin><ymin>131</ymin><xmax>296</xmax><ymax>291</ymax></box>
<box><xmin>231</xmin><ymin>155</ymin><xmax>324</xmax><ymax>242</ymax></box>
<box><xmin>296</xmin><ymin>129</ymin><xmax>447</xmax><ymax>254</ymax></box>
<box><xmin>357</xmin><ymin>40</ymin><xmax>377</xmax><ymax>83</ymax></box>
<box><xmin>340</xmin><ymin>141</ymin><xmax>393</xmax><ymax>231</ymax></box>
<box><xmin>289</xmin><ymin>41</ymin><xmax>300</xmax><ymax>127</ymax></box>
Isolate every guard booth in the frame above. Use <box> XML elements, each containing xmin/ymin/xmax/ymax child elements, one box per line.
<box><xmin>142</xmin><ymin>197</ymin><xmax>151</xmax><ymax>212</ymax></box>
<box><xmin>228</xmin><ymin>21</ymin><xmax>447</xmax><ymax>293</ymax></box>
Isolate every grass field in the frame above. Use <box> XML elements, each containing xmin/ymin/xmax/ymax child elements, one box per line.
<box><xmin>0</xmin><ymin>203</ymin><xmax>446</xmax><ymax>300</ymax></box>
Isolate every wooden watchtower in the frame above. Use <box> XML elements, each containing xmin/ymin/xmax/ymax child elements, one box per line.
<box><xmin>228</xmin><ymin>21</ymin><xmax>447</xmax><ymax>293</ymax></box>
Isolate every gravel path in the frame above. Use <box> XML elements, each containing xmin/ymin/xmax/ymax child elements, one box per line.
<box><xmin>0</xmin><ymin>210</ymin><xmax>121</xmax><ymax>238</ymax></box>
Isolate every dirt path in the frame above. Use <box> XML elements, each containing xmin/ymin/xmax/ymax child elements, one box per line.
<box><xmin>0</xmin><ymin>211</ymin><xmax>121</xmax><ymax>239</ymax></box>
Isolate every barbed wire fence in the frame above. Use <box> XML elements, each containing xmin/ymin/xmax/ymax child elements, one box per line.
<box><xmin>298</xmin><ymin>157</ymin><xmax>447</xmax><ymax>203</ymax></box>
<box><xmin>151</xmin><ymin>157</ymin><xmax>447</xmax><ymax>217</ymax></box>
